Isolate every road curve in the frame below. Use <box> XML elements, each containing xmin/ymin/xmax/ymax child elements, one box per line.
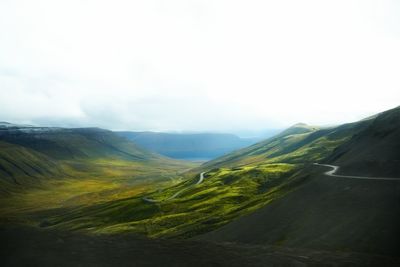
<box><xmin>143</xmin><ymin>172</ymin><xmax>206</xmax><ymax>203</ymax></box>
<box><xmin>196</xmin><ymin>172</ymin><xmax>206</xmax><ymax>185</ymax></box>
<box><xmin>313</xmin><ymin>163</ymin><xmax>400</xmax><ymax>181</ymax></box>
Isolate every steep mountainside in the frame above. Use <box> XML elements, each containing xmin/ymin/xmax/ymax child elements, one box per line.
<box><xmin>116</xmin><ymin>131</ymin><xmax>260</xmax><ymax>160</ymax></box>
<box><xmin>326</xmin><ymin>106</ymin><xmax>400</xmax><ymax>177</ymax></box>
<box><xmin>0</xmin><ymin>141</ymin><xmax>62</xmax><ymax>192</ymax></box>
<box><xmin>200</xmin><ymin>106</ymin><xmax>400</xmax><ymax>256</ymax></box>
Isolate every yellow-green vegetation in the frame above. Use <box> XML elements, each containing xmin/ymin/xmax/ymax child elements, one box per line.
<box><xmin>29</xmin><ymin>121</ymin><xmax>371</xmax><ymax>238</ymax></box>
<box><xmin>0</xmin><ymin>119</ymin><xmax>374</xmax><ymax>239</ymax></box>
<box><xmin>0</xmin><ymin>127</ymin><xmax>196</xmax><ymax>223</ymax></box>
<box><xmin>0</xmin><ymin>157</ymin><xmax>196</xmax><ymax>225</ymax></box>
<box><xmin>27</xmin><ymin>163</ymin><xmax>300</xmax><ymax>238</ymax></box>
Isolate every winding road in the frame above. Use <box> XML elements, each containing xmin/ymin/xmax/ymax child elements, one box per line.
<box><xmin>313</xmin><ymin>163</ymin><xmax>400</xmax><ymax>181</ymax></box>
<box><xmin>143</xmin><ymin>172</ymin><xmax>206</xmax><ymax>203</ymax></box>
<box><xmin>145</xmin><ymin>164</ymin><xmax>400</xmax><ymax>203</ymax></box>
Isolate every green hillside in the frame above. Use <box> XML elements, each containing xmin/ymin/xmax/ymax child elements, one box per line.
<box><xmin>198</xmin><ymin>120</ymin><xmax>370</xmax><ymax>170</ymax></box>
<box><xmin>0</xmin><ymin>125</ymin><xmax>195</xmax><ymax>219</ymax></box>
<box><xmin>26</xmin><ymin>163</ymin><xmax>300</xmax><ymax>238</ymax></box>
<box><xmin>12</xmin><ymin>111</ymin><xmax>377</xmax><ymax>238</ymax></box>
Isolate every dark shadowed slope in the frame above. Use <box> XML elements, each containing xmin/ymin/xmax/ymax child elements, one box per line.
<box><xmin>0</xmin><ymin>126</ymin><xmax>162</xmax><ymax>161</ymax></box>
<box><xmin>0</xmin><ymin>141</ymin><xmax>62</xmax><ymax>193</ymax></box>
<box><xmin>326</xmin><ymin>106</ymin><xmax>400</xmax><ymax>177</ymax></box>
<box><xmin>200</xmin><ymin>165</ymin><xmax>400</xmax><ymax>256</ymax></box>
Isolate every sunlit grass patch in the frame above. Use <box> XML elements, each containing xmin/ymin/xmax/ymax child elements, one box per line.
<box><xmin>1</xmin><ymin>153</ymin><xmax>302</xmax><ymax>240</ymax></box>
<box><xmin>32</xmin><ymin>163</ymin><xmax>301</xmax><ymax>238</ymax></box>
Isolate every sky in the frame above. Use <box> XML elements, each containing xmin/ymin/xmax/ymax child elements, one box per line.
<box><xmin>0</xmin><ymin>0</ymin><xmax>399</xmax><ymax>135</ymax></box>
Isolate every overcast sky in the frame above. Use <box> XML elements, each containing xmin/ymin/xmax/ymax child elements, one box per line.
<box><xmin>0</xmin><ymin>0</ymin><xmax>399</xmax><ymax>135</ymax></box>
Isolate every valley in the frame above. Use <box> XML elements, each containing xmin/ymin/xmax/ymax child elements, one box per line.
<box><xmin>1</xmin><ymin>106</ymin><xmax>400</xmax><ymax>266</ymax></box>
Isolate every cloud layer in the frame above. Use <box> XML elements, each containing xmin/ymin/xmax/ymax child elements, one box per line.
<box><xmin>0</xmin><ymin>0</ymin><xmax>399</xmax><ymax>133</ymax></box>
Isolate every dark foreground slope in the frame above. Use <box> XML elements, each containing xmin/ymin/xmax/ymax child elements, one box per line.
<box><xmin>200</xmin><ymin>107</ymin><xmax>400</xmax><ymax>256</ymax></box>
<box><xmin>1</xmin><ymin>224</ymin><xmax>398</xmax><ymax>267</ymax></box>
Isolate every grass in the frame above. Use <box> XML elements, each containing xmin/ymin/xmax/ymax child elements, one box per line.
<box><xmin>15</xmin><ymin>163</ymin><xmax>300</xmax><ymax>238</ymax></box>
<box><xmin>0</xmin><ymin>124</ymin><xmax>347</xmax><ymax>239</ymax></box>
<box><xmin>197</xmin><ymin>123</ymin><xmax>361</xmax><ymax>171</ymax></box>
<box><xmin>0</xmin><ymin>118</ymin><xmax>370</xmax><ymax>239</ymax></box>
<box><xmin>0</xmin><ymin>157</ymin><xmax>195</xmax><ymax>223</ymax></box>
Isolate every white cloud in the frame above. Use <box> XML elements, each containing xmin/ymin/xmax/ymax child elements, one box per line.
<box><xmin>0</xmin><ymin>0</ymin><xmax>399</xmax><ymax>133</ymax></box>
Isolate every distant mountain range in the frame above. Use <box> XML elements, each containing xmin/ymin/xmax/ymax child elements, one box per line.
<box><xmin>0</xmin><ymin>126</ymin><xmax>162</xmax><ymax>161</ymax></box>
<box><xmin>116</xmin><ymin>131</ymin><xmax>266</xmax><ymax>160</ymax></box>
